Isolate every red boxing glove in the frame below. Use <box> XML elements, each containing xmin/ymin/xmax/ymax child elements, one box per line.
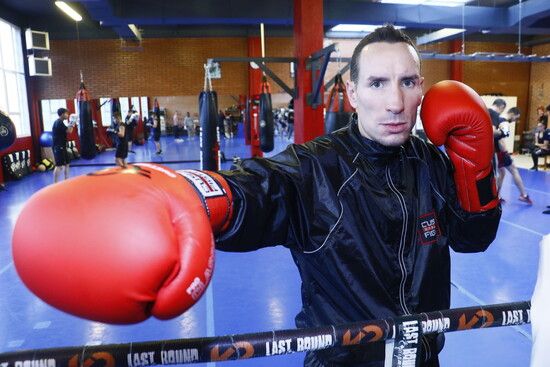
<box><xmin>12</xmin><ymin>164</ymin><xmax>233</xmax><ymax>324</ymax></box>
<box><xmin>421</xmin><ymin>80</ymin><xmax>498</xmax><ymax>212</ymax></box>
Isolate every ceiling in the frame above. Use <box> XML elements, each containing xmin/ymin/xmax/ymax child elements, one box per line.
<box><xmin>0</xmin><ymin>0</ymin><xmax>549</xmax><ymax>46</ymax></box>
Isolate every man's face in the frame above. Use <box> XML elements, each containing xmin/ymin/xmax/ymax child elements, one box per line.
<box><xmin>346</xmin><ymin>42</ymin><xmax>423</xmax><ymax>147</ymax></box>
<box><xmin>507</xmin><ymin>111</ymin><xmax>520</xmax><ymax>122</ymax></box>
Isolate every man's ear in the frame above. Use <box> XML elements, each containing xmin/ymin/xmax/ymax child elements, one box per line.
<box><xmin>346</xmin><ymin>80</ymin><xmax>358</xmax><ymax>109</ymax></box>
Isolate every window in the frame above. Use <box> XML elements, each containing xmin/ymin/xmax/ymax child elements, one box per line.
<box><xmin>99</xmin><ymin>98</ymin><xmax>112</xmax><ymax>127</ymax></box>
<box><xmin>140</xmin><ymin>97</ymin><xmax>148</xmax><ymax>118</ymax></box>
<box><xmin>41</xmin><ymin>99</ymin><xmax>67</xmax><ymax>132</ymax></box>
<box><xmin>0</xmin><ymin>18</ymin><xmax>30</xmax><ymax>137</ymax></box>
<box><xmin>119</xmin><ymin>97</ymin><xmax>129</xmax><ymax>117</ymax></box>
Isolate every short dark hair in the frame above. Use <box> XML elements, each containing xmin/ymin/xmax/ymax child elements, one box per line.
<box><xmin>492</xmin><ymin>99</ymin><xmax>506</xmax><ymax>108</ymax></box>
<box><xmin>546</xmin><ymin>104</ymin><xmax>550</xmax><ymax>112</ymax></box>
<box><xmin>350</xmin><ymin>24</ymin><xmax>420</xmax><ymax>83</ymax></box>
<box><xmin>508</xmin><ymin>107</ymin><xmax>520</xmax><ymax>115</ymax></box>
<box><xmin>57</xmin><ymin>108</ymin><xmax>68</xmax><ymax>116</ymax></box>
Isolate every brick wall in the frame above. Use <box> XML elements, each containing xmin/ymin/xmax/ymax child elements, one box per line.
<box><xmin>28</xmin><ymin>36</ymin><xmax>546</xmax><ymax>146</ymax></box>
<box><xmin>31</xmin><ymin>36</ymin><xmax>296</xmax><ymax>119</ymax></box>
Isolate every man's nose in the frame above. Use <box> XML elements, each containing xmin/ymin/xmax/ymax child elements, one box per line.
<box><xmin>385</xmin><ymin>84</ymin><xmax>405</xmax><ymax>114</ymax></box>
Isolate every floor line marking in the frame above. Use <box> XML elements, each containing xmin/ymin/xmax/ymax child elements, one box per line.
<box><xmin>451</xmin><ymin>281</ymin><xmax>532</xmax><ymax>341</ymax></box>
<box><xmin>0</xmin><ymin>261</ymin><xmax>13</xmax><ymax>276</ymax></box>
<box><xmin>500</xmin><ymin>219</ymin><xmax>545</xmax><ymax>237</ymax></box>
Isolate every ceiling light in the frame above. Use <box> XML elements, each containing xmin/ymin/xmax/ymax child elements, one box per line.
<box><xmin>55</xmin><ymin>1</ymin><xmax>83</xmax><ymax>22</ymax></box>
<box><xmin>380</xmin><ymin>0</ymin><xmax>471</xmax><ymax>7</ymax></box>
<box><xmin>330</xmin><ymin>24</ymin><xmax>405</xmax><ymax>33</ymax></box>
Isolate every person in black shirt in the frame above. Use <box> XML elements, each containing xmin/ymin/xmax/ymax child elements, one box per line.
<box><xmin>113</xmin><ymin>113</ymin><xmax>128</xmax><ymax>168</ymax></box>
<box><xmin>125</xmin><ymin>107</ymin><xmax>139</xmax><ymax>153</ymax></box>
<box><xmin>489</xmin><ymin>100</ymin><xmax>532</xmax><ymax>204</ymax></box>
<box><xmin>152</xmin><ymin>113</ymin><xmax>162</xmax><ymax>154</ymax></box>
<box><xmin>51</xmin><ymin>107</ymin><xmax>74</xmax><ymax>183</ymax></box>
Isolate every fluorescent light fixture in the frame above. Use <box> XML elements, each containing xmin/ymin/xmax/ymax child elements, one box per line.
<box><xmin>416</xmin><ymin>28</ymin><xmax>465</xmax><ymax>45</ymax></box>
<box><xmin>55</xmin><ymin>1</ymin><xmax>83</xmax><ymax>22</ymax></box>
<box><xmin>380</xmin><ymin>0</ymin><xmax>470</xmax><ymax>6</ymax></box>
<box><xmin>330</xmin><ymin>24</ymin><xmax>405</xmax><ymax>33</ymax></box>
<box><xmin>128</xmin><ymin>24</ymin><xmax>142</xmax><ymax>41</ymax></box>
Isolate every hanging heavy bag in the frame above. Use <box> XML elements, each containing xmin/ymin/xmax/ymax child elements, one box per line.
<box><xmin>259</xmin><ymin>78</ymin><xmax>274</xmax><ymax>153</ymax></box>
<box><xmin>199</xmin><ymin>90</ymin><xmax>219</xmax><ymax>171</ymax></box>
<box><xmin>325</xmin><ymin>73</ymin><xmax>354</xmax><ymax>134</ymax></box>
<box><xmin>0</xmin><ymin>111</ymin><xmax>16</xmax><ymax>151</ymax></box>
<box><xmin>244</xmin><ymin>96</ymin><xmax>251</xmax><ymax>145</ymax></box>
<box><xmin>76</xmin><ymin>83</ymin><xmax>96</xmax><ymax>159</ymax></box>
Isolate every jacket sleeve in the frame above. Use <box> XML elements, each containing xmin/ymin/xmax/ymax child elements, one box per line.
<box><xmin>429</xmin><ymin>144</ymin><xmax>502</xmax><ymax>253</ymax></box>
<box><xmin>215</xmin><ymin>142</ymin><xmax>339</xmax><ymax>253</ymax></box>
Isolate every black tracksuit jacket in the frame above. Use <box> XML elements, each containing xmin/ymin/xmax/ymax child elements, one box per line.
<box><xmin>216</xmin><ymin>120</ymin><xmax>501</xmax><ymax>366</ymax></box>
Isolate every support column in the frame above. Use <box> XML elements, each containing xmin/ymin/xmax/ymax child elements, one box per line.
<box><xmin>294</xmin><ymin>0</ymin><xmax>324</xmax><ymax>144</ymax></box>
<box><xmin>248</xmin><ymin>36</ymin><xmax>263</xmax><ymax>157</ymax></box>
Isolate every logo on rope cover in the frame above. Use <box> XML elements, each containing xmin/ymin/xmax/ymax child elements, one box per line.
<box><xmin>458</xmin><ymin>310</ymin><xmax>494</xmax><ymax>330</ymax></box>
<box><xmin>69</xmin><ymin>352</ymin><xmax>115</xmax><ymax>367</ymax></box>
<box><xmin>342</xmin><ymin>324</ymin><xmax>384</xmax><ymax>345</ymax></box>
<box><xmin>210</xmin><ymin>342</ymin><xmax>254</xmax><ymax>361</ymax></box>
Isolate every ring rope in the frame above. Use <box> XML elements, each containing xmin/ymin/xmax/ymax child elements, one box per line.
<box><xmin>0</xmin><ymin>301</ymin><xmax>530</xmax><ymax>366</ymax></box>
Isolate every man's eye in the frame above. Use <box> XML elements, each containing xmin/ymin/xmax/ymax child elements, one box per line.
<box><xmin>370</xmin><ymin>81</ymin><xmax>383</xmax><ymax>88</ymax></box>
<box><xmin>402</xmin><ymin>79</ymin><xmax>416</xmax><ymax>88</ymax></box>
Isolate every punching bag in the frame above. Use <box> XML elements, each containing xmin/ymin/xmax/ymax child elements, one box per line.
<box><xmin>199</xmin><ymin>90</ymin><xmax>219</xmax><ymax>171</ymax></box>
<box><xmin>259</xmin><ymin>77</ymin><xmax>274</xmax><ymax>152</ymax></box>
<box><xmin>110</xmin><ymin>98</ymin><xmax>121</xmax><ymax>119</ymax></box>
<box><xmin>0</xmin><ymin>111</ymin><xmax>16</xmax><ymax>150</ymax></box>
<box><xmin>325</xmin><ymin>74</ymin><xmax>354</xmax><ymax>134</ymax></box>
<box><xmin>76</xmin><ymin>82</ymin><xmax>96</xmax><ymax>159</ymax></box>
<box><xmin>244</xmin><ymin>95</ymin><xmax>251</xmax><ymax>145</ymax></box>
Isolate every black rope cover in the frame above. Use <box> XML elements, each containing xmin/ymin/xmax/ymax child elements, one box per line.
<box><xmin>0</xmin><ymin>301</ymin><xmax>530</xmax><ymax>367</ymax></box>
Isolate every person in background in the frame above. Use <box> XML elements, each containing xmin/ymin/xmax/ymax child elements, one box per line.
<box><xmin>152</xmin><ymin>113</ymin><xmax>162</xmax><ymax>155</ymax></box>
<box><xmin>529</xmin><ymin>119</ymin><xmax>549</xmax><ymax>171</ymax></box>
<box><xmin>489</xmin><ymin>101</ymin><xmax>532</xmax><ymax>205</ymax></box>
<box><xmin>51</xmin><ymin>107</ymin><xmax>74</xmax><ymax>183</ymax></box>
<box><xmin>125</xmin><ymin>107</ymin><xmax>139</xmax><ymax>153</ymax></box>
<box><xmin>114</xmin><ymin>113</ymin><xmax>128</xmax><ymax>168</ymax></box>
<box><xmin>184</xmin><ymin>112</ymin><xmax>195</xmax><ymax>140</ymax></box>
<box><xmin>173</xmin><ymin>111</ymin><xmax>182</xmax><ymax>142</ymax></box>
<box><xmin>218</xmin><ymin>109</ymin><xmax>225</xmax><ymax>138</ymax></box>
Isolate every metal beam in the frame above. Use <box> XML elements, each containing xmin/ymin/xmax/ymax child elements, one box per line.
<box><xmin>208</xmin><ymin>57</ymin><xmax>297</xmax><ymax>98</ymax></box>
<box><xmin>419</xmin><ymin>51</ymin><xmax>550</xmax><ymax>62</ymax></box>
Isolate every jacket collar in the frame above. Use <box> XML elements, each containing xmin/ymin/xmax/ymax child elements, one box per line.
<box><xmin>346</xmin><ymin>115</ymin><xmax>407</xmax><ymax>161</ymax></box>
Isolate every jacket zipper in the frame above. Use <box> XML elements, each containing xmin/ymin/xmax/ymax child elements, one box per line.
<box><xmin>385</xmin><ymin>150</ymin><xmax>432</xmax><ymax>361</ymax></box>
<box><xmin>385</xmin><ymin>164</ymin><xmax>411</xmax><ymax>316</ymax></box>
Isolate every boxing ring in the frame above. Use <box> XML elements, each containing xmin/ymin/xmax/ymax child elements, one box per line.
<box><xmin>0</xmin><ymin>301</ymin><xmax>530</xmax><ymax>366</ymax></box>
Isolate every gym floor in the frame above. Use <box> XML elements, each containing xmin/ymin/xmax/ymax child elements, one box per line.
<box><xmin>0</xmin><ymin>129</ymin><xmax>548</xmax><ymax>366</ymax></box>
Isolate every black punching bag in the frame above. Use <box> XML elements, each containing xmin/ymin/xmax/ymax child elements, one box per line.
<box><xmin>76</xmin><ymin>82</ymin><xmax>96</xmax><ymax>159</ymax></box>
<box><xmin>199</xmin><ymin>90</ymin><xmax>219</xmax><ymax>171</ymax></box>
<box><xmin>244</xmin><ymin>95</ymin><xmax>251</xmax><ymax>145</ymax></box>
<box><xmin>259</xmin><ymin>77</ymin><xmax>274</xmax><ymax>152</ymax></box>
<box><xmin>325</xmin><ymin>74</ymin><xmax>354</xmax><ymax>134</ymax></box>
<box><xmin>110</xmin><ymin>98</ymin><xmax>121</xmax><ymax>119</ymax></box>
<box><xmin>0</xmin><ymin>111</ymin><xmax>16</xmax><ymax>150</ymax></box>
